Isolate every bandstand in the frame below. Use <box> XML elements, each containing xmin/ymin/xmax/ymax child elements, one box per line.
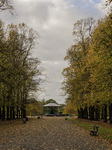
<box><xmin>43</xmin><ymin>103</ymin><xmax>61</xmax><ymax>115</ymax></box>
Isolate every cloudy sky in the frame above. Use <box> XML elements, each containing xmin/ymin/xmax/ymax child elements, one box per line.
<box><xmin>0</xmin><ymin>0</ymin><xmax>107</xmax><ymax>104</ymax></box>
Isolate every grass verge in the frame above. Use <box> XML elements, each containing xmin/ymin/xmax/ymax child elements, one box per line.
<box><xmin>0</xmin><ymin>117</ymin><xmax>40</xmax><ymax>131</ymax></box>
<box><xmin>0</xmin><ymin>118</ymin><xmax>35</xmax><ymax>131</ymax></box>
<box><xmin>68</xmin><ymin>118</ymin><xmax>112</xmax><ymax>142</ymax></box>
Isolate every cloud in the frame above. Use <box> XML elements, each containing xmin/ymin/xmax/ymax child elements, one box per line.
<box><xmin>0</xmin><ymin>0</ymin><xmax>106</xmax><ymax>104</ymax></box>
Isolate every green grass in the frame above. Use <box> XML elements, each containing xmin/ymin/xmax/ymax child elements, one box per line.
<box><xmin>68</xmin><ymin>118</ymin><xmax>112</xmax><ymax>142</ymax></box>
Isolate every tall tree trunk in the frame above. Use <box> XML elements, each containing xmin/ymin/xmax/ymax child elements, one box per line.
<box><xmin>21</xmin><ymin>107</ymin><xmax>23</xmax><ymax>118</ymax></box>
<box><xmin>0</xmin><ymin>107</ymin><xmax>1</xmax><ymax>119</ymax></box>
<box><xmin>18</xmin><ymin>110</ymin><xmax>20</xmax><ymax>119</ymax></box>
<box><xmin>12</xmin><ymin>107</ymin><xmax>15</xmax><ymax>119</ymax></box>
<box><xmin>103</xmin><ymin>104</ymin><xmax>107</xmax><ymax>122</ymax></box>
<box><xmin>16</xmin><ymin>107</ymin><xmax>19</xmax><ymax>119</ymax></box>
<box><xmin>23</xmin><ymin>108</ymin><xmax>26</xmax><ymax>118</ymax></box>
<box><xmin>89</xmin><ymin>106</ymin><xmax>94</xmax><ymax>120</ymax></box>
<box><xmin>7</xmin><ymin>94</ymin><xmax>10</xmax><ymax>120</ymax></box>
<box><xmin>10</xmin><ymin>106</ymin><xmax>12</xmax><ymax>120</ymax></box>
<box><xmin>80</xmin><ymin>108</ymin><xmax>84</xmax><ymax>118</ymax></box>
<box><xmin>95</xmin><ymin>105</ymin><xmax>100</xmax><ymax>121</ymax></box>
<box><xmin>7</xmin><ymin>106</ymin><xmax>9</xmax><ymax>120</ymax></box>
<box><xmin>109</xmin><ymin>104</ymin><xmax>112</xmax><ymax>124</ymax></box>
<box><xmin>101</xmin><ymin>107</ymin><xmax>104</xmax><ymax>119</ymax></box>
<box><xmin>78</xmin><ymin>109</ymin><xmax>81</xmax><ymax>118</ymax></box>
<box><xmin>2</xmin><ymin>106</ymin><xmax>5</xmax><ymax>121</ymax></box>
<box><xmin>84</xmin><ymin>106</ymin><xmax>88</xmax><ymax>119</ymax></box>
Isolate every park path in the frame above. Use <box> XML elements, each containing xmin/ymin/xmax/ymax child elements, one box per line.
<box><xmin>0</xmin><ymin>117</ymin><xmax>111</xmax><ymax>150</ymax></box>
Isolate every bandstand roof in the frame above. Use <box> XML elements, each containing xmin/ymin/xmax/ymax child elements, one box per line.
<box><xmin>43</xmin><ymin>103</ymin><xmax>61</xmax><ymax>107</ymax></box>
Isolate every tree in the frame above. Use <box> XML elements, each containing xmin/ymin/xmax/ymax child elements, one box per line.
<box><xmin>86</xmin><ymin>14</ymin><xmax>112</xmax><ymax>123</ymax></box>
<box><xmin>0</xmin><ymin>0</ymin><xmax>13</xmax><ymax>13</ymax></box>
<box><xmin>26</xmin><ymin>98</ymin><xmax>43</xmax><ymax>116</ymax></box>
<box><xmin>106</xmin><ymin>0</ymin><xmax>112</xmax><ymax>6</ymax></box>
<box><xmin>45</xmin><ymin>99</ymin><xmax>57</xmax><ymax>104</ymax></box>
<box><xmin>63</xmin><ymin>102</ymin><xmax>77</xmax><ymax>116</ymax></box>
<box><xmin>62</xmin><ymin>17</ymin><xmax>95</xmax><ymax>119</ymax></box>
<box><xmin>0</xmin><ymin>21</ymin><xmax>42</xmax><ymax>120</ymax></box>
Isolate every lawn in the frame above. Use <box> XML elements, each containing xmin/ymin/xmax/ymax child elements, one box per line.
<box><xmin>68</xmin><ymin>118</ymin><xmax>112</xmax><ymax>142</ymax></box>
<box><xmin>0</xmin><ymin>118</ymin><xmax>35</xmax><ymax>131</ymax></box>
<box><xmin>0</xmin><ymin>119</ymin><xmax>25</xmax><ymax>130</ymax></box>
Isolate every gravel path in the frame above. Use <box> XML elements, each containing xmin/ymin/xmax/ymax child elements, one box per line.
<box><xmin>0</xmin><ymin>117</ymin><xmax>111</xmax><ymax>150</ymax></box>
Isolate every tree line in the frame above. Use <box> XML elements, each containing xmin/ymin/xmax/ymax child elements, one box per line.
<box><xmin>62</xmin><ymin>8</ymin><xmax>112</xmax><ymax>123</ymax></box>
<box><xmin>0</xmin><ymin>20</ymin><xmax>41</xmax><ymax>120</ymax></box>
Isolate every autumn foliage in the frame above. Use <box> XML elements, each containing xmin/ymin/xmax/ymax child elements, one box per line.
<box><xmin>62</xmin><ymin>11</ymin><xmax>112</xmax><ymax>123</ymax></box>
<box><xmin>0</xmin><ymin>21</ymin><xmax>41</xmax><ymax>120</ymax></box>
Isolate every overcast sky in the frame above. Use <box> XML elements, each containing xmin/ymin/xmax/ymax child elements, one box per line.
<box><xmin>0</xmin><ymin>0</ymin><xmax>107</xmax><ymax>104</ymax></box>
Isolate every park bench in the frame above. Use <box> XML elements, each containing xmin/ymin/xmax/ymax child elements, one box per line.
<box><xmin>22</xmin><ymin>117</ymin><xmax>28</xmax><ymax>123</ymax></box>
<box><xmin>65</xmin><ymin>117</ymin><xmax>67</xmax><ymax>120</ymax></box>
<box><xmin>89</xmin><ymin>125</ymin><xmax>99</xmax><ymax>136</ymax></box>
<box><xmin>37</xmin><ymin>114</ymin><xmax>43</xmax><ymax>119</ymax></box>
